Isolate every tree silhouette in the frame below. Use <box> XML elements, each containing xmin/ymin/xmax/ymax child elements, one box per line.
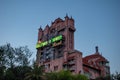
<box><xmin>0</xmin><ymin>43</ymin><xmax>32</xmax><ymax>80</ymax></box>
<box><xmin>25</xmin><ymin>64</ymin><xmax>44</xmax><ymax>80</ymax></box>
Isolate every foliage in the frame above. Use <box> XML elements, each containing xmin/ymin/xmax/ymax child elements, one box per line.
<box><xmin>15</xmin><ymin>46</ymin><xmax>32</xmax><ymax>66</ymax></box>
<box><xmin>57</xmin><ymin>70</ymin><xmax>73</xmax><ymax>80</ymax></box>
<box><xmin>0</xmin><ymin>43</ymin><xmax>32</xmax><ymax>68</ymax></box>
<box><xmin>45</xmin><ymin>70</ymin><xmax>88</xmax><ymax>80</ymax></box>
<box><xmin>45</xmin><ymin>72</ymin><xmax>59</xmax><ymax>80</ymax></box>
<box><xmin>0</xmin><ymin>66</ymin><xmax>6</xmax><ymax>80</ymax></box>
<box><xmin>0</xmin><ymin>43</ymin><xmax>32</xmax><ymax>80</ymax></box>
<box><xmin>0</xmin><ymin>43</ymin><xmax>89</xmax><ymax>80</ymax></box>
<box><xmin>0</xmin><ymin>47</ymin><xmax>6</xmax><ymax>67</ymax></box>
<box><xmin>25</xmin><ymin>64</ymin><xmax>44</xmax><ymax>80</ymax></box>
<box><xmin>73</xmin><ymin>74</ymin><xmax>88</xmax><ymax>80</ymax></box>
<box><xmin>111</xmin><ymin>71</ymin><xmax>120</xmax><ymax>80</ymax></box>
<box><xmin>4</xmin><ymin>67</ymin><xmax>16</xmax><ymax>80</ymax></box>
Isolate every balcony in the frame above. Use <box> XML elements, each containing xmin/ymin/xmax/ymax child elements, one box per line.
<box><xmin>68</xmin><ymin>60</ymin><xmax>75</xmax><ymax>65</ymax></box>
<box><xmin>69</xmin><ymin>66</ymin><xmax>76</xmax><ymax>71</ymax></box>
<box><xmin>69</xmin><ymin>61</ymin><xmax>75</xmax><ymax>64</ymax></box>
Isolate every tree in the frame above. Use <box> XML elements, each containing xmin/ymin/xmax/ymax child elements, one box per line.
<box><xmin>4</xmin><ymin>67</ymin><xmax>16</xmax><ymax>80</ymax></box>
<box><xmin>57</xmin><ymin>70</ymin><xmax>73</xmax><ymax>80</ymax></box>
<box><xmin>0</xmin><ymin>43</ymin><xmax>32</xmax><ymax>68</ymax></box>
<box><xmin>5</xmin><ymin>43</ymin><xmax>16</xmax><ymax>68</ymax></box>
<box><xmin>0</xmin><ymin>43</ymin><xmax>16</xmax><ymax>68</ymax></box>
<box><xmin>0</xmin><ymin>46</ymin><xmax>6</xmax><ymax>67</ymax></box>
<box><xmin>73</xmin><ymin>74</ymin><xmax>88</xmax><ymax>80</ymax></box>
<box><xmin>12</xmin><ymin>66</ymin><xmax>31</xmax><ymax>80</ymax></box>
<box><xmin>45</xmin><ymin>70</ymin><xmax>88</xmax><ymax>80</ymax></box>
<box><xmin>25</xmin><ymin>64</ymin><xmax>44</xmax><ymax>80</ymax></box>
<box><xmin>45</xmin><ymin>72</ymin><xmax>59</xmax><ymax>80</ymax></box>
<box><xmin>111</xmin><ymin>71</ymin><xmax>120</xmax><ymax>80</ymax></box>
<box><xmin>45</xmin><ymin>70</ymin><xmax>71</xmax><ymax>80</ymax></box>
<box><xmin>15</xmin><ymin>46</ymin><xmax>32</xmax><ymax>67</ymax></box>
<box><xmin>0</xmin><ymin>43</ymin><xmax>32</xmax><ymax>80</ymax></box>
<box><xmin>0</xmin><ymin>66</ymin><xmax>6</xmax><ymax>80</ymax></box>
<box><xmin>0</xmin><ymin>46</ymin><xmax>6</xmax><ymax>80</ymax></box>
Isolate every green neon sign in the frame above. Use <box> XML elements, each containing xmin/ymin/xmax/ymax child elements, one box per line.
<box><xmin>36</xmin><ymin>35</ymin><xmax>63</xmax><ymax>48</ymax></box>
<box><xmin>51</xmin><ymin>35</ymin><xmax>62</xmax><ymax>43</ymax></box>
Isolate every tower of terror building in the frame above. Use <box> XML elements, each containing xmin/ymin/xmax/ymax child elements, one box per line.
<box><xmin>36</xmin><ymin>15</ymin><xmax>110</xmax><ymax>79</ymax></box>
<box><xmin>36</xmin><ymin>15</ymin><xmax>83</xmax><ymax>74</ymax></box>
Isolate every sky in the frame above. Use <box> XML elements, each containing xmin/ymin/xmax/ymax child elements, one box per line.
<box><xmin>0</xmin><ymin>0</ymin><xmax>120</xmax><ymax>73</ymax></box>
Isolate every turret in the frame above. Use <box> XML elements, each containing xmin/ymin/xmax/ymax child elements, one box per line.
<box><xmin>38</xmin><ymin>26</ymin><xmax>43</xmax><ymax>41</ymax></box>
<box><xmin>63</xmin><ymin>15</ymin><xmax>75</xmax><ymax>51</ymax></box>
<box><xmin>64</xmin><ymin>14</ymin><xmax>69</xmax><ymax>26</ymax></box>
<box><xmin>44</xmin><ymin>24</ymin><xmax>49</xmax><ymax>35</ymax></box>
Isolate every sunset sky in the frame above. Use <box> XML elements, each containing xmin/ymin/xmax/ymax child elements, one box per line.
<box><xmin>0</xmin><ymin>0</ymin><xmax>120</xmax><ymax>73</ymax></box>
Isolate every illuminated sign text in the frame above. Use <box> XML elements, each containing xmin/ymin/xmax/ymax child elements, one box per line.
<box><xmin>36</xmin><ymin>35</ymin><xmax>63</xmax><ymax>48</ymax></box>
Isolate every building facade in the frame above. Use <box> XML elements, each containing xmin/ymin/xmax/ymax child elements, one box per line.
<box><xmin>83</xmin><ymin>46</ymin><xmax>110</xmax><ymax>79</ymax></box>
<box><xmin>36</xmin><ymin>15</ymin><xmax>83</xmax><ymax>74</ymax></box>
<box><xmin>36</xmin><ymin>16</ymin><xmax>110</xmax><ymax>79</ymax></box>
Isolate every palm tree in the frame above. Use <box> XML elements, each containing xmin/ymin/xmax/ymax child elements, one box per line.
<box><xmin>24</xmin><ymin>64</ymin><xmax>44</xmax><ymax>80</ymax></box>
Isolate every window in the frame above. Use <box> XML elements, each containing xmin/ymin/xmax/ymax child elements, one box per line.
<box><xmin>63</xmin><ymin>64</ymin><xmax>68</xmax><ymax>70</ymax></box>
<box><xmin>54</xmin><ymin>66</ymin><xmax>58</xmax><ymax>71</ymax></box>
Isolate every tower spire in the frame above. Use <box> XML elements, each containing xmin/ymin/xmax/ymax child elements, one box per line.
<box><xmin>65</xmin><ymin>13</ymin><xmax>69</xmax><ymax>19</ymax></box>
<box><xmin>95</xmin><ymin>46</ymin><xmax>99</xmax><ymax>53</ymax></box>
<box><xmin>39</xmin><ymin>26</ymin><xmax>42</xmax><ymax>31</ymax></box>
<box><xmin>66</xmin><ymin>13</ymin><xmax>68</xmax><ymax>17</ymax></box>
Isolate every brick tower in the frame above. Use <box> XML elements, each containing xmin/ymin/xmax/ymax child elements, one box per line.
<box><xmin>36</xmin><ymin>15</ymin><xmax>83</xmax><ymax>74</ymax></box>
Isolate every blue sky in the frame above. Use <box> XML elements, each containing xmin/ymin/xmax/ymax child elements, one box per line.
<box><xmin>0</xmin><ymin>0</ymin><xmax>120</xmax><ymax>73</ymax></box>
